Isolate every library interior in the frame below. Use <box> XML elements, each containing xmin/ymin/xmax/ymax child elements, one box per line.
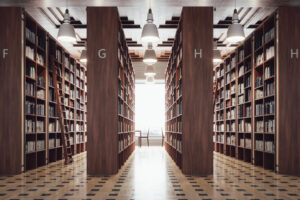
<box><xmin>0</xmin><ymin>0</ymin><xmax>300</xmax><ymax>199</ymax></box>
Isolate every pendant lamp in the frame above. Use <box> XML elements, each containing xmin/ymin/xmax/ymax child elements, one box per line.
<box><xmin>80</xmin><ymin>49</ymin><xmax>87</xmax><ymax>63</ymax></box>
<box><xmin>143</xmin><ymin>43</ymin><xmax>157</xmax><ymax>65</ymax></box>
<box><xmin>57</xmin><ymin>9</ymin><xmax>76</xmax><ymax>43</ymax></box>
<box><xmin>145</xmin><ymin>75</ymin><xmax>155</xmax><ymax>84</ymax></box>
<box><xmin>213</xmin><ymin>41</ymin><xmax>222</xmax><ymax>64</ymax></box>
<box><xmin>226</xmin><ymin>8</ymin><xmax>245</xmax><ymax>43</ymax></box>
<box><xmin>144</xmin><ymin>65</ymin><xmax>156</xmax><ymax>76</ymax></box>
<box><xmin>141</xmin><ymin>8</ymin><xmax>159</xmax><ymax>43</ymax></box>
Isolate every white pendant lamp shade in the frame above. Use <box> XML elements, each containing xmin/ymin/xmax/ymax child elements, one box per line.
<box><xmin>80</xmin><ymin>49</ymin><xmax>87</xmax><ymax>63</ymax></box>
<box><xmin>141</xmin><ymin>9</ymin><xmax>159</xmax><ymax>43</ymax></box>
<box><xmin>145</xmin><ymin>75</ymin><xmax>155</xmax><ymax>84</ymax></box>
<box><xmin>226</xmin><ymin>9</ymin><xmax>245</xmax><ymax>43</ymax></box>
<box><xmin>213</xmin><ymin>49</ymin><xmax>222</xmax><ymax>64</ymax></box>
<box><xmin>57</xmin><ymin>9</ymin><xmax>76</xmax><ymax>43</ymax></box>
<box><xmin>144</xmin><ymin>65</ymin><xmax>156</xmax><ymax>76</ymax></box>
<box><xmin>143</xmin><ymin>43</ymin><xmax>157</xmax><ymax>65</ymax></box>
<box><xmin>213</xmin><ymin>41</ymin><xmax>222</xmax><ymax>64</ymax></box>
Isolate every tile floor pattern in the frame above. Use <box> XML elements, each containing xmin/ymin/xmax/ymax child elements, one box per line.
<box><xmin>0</xmin><ymin>147</ymin><xmax>300</xmax><ymax>200</ymax></box>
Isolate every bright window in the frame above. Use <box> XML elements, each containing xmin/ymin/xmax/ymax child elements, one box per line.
<box><xmin>135</xmin><ymin>83</ymin><xmax>165</xmax><ymax>136</ymax></box>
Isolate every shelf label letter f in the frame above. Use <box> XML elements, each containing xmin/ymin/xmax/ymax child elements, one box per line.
<box><xmin>98</xmin><ymin>49</ymin><xmax>106</xmax><ymax>59</ymax></box>
<box><xmin>194</xmin><ymin>49</ymin><xmax>202</xmax><ymax>59</ymax></box>
<box><xmin>291</xmin><ymin>49</ymin><xmax>299</xmax><ymax>59</ymax></box>
<box><xmin>2</xmin><ymin>49</ymin><xmax>8</xmax><ymax>59</ymax></box>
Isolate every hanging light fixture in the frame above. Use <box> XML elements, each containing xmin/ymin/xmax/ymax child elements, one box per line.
<box><xmin>80</xmin><ymin>49</ymin><xmax>87</xmax><ymax>63</ymax></box>
<box><xmin>144</xmin><ymin>65</ymin><xmax>156</xmax><ymax>76</ymax></box>
<box><xmin>143</xmin><ymin>43</ymin><xmax>157</xmax><ymax>65</ymax></box>
<box><xmin>213</xmin><ymin>41</ymin><xmax>222</xmax><ymax>64</ymax></box>
<box><xmin>226</xmin><ymin>8</ymin><xmax>245</xmax><ymax>43</ymax></box>
<box><xmin>145</xmin><ymin>75</ymin><xmax>155</xmax><ymax>84</ymax></box>
<box><xmin>141</xmin><ymin>8</ymin><xmax>159</xmax><ymax>43</ymax></box>
<box><xmin>57</xmin><ymin>9</ymin><xmax>76</xmax><ymax>43</ymax></box>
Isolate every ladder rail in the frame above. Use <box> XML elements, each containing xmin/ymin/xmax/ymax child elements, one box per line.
<box><xmin>50</xmin><ymin>56</ymin><xmax>73</xmax><ymax>164</ymax></box>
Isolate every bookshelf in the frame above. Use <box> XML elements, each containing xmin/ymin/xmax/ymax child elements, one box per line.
<box><xmin>87</xmin><ymin>7</ymin><xmax>135</xmax><ymax>175</ymax></box>
<box><xmin>23</xmin><ymin>13</ymin><xmax>88</xmax><ymax>171</ymax></box>
<box><xmin>213</xmin><ymin>7</ymin><xmax>300</xmax><ymax>174</ymax></box>
<box><xmin>165</xmin><ymin>7</ymin><xmax>213</xmax><ymax>175</ymax></box>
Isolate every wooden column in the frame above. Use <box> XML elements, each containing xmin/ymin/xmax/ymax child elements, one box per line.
<box><xmin>182</xmin><ymin>7</ymin><xmax>213</xmax><ymax>175</ymax></box>
<box><xmin>0</xmin><ymin>7</ymin><xmax>23</xmax><ymax>175</ymax></box>
<box><xmin>87</xmin><ymin>7</ymin><xmax>119</xmax><ymax>175</ymax></box>
<box><xmin>277</xmin><ymin>7</ymin><xmax>300</xmax><ymax>175</ymax></box>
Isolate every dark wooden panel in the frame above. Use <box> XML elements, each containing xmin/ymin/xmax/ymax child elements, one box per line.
<box><xmin>87</xmin><ymin>7</ymin><xmax>119</xmax><ymax>175</ymax></box>
<box><xmin>277</xmin><ymin>7</ymin><xmax>300</xmax><ymax>175</ymax></box>
<box><xmin>0</xmin><ymin>7</ymin><xmax>23</xmax><ymax>175</ymax></box>
<box><xmin>182</xmin><ymin>7</ymin><xmax>213</xmax><ymax>175</ymax></box>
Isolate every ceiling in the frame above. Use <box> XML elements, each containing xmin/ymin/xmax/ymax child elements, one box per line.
<box><xmin>2</xmin><ymin>0</ymin><xmax>300</xmax><ymax>80</ymax></box>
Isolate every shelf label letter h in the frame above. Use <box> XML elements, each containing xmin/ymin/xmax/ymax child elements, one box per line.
<box><xmin>98</xmin><ymin>49</ymin><xmax>106</xmax><ymax>59</ymax></box>
<box><xmin>2</xmin><ymin>49</ymin><xmax>8</xmax><ymax>59</ymax></box>
<box><xmin>291</xmin><ymin>49</ymin><xmax>298</xmax><ymax>59</ymax></box>
<box><xmin>194</xmin><ymin>49</ymin><xmax>202</xmax><ymax>59</ymax></box>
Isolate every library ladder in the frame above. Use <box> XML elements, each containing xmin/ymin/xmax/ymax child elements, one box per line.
<box><xmin>51</xmin><ymin>56</ymin><xmax>73</xmax><ymax>165</ymax></box>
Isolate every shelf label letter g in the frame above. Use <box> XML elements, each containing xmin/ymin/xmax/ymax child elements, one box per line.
<box><xmin>98</xmin><ymin>49</ymin><xmax>106</xmax><ymax>59</ymax></box>
<box><xmin>2</xmin><ymin>49</ymin><xmax>8</xmax><ymax>59</ymax></box>
<box><xmin>291</xmin><ymin>49</ymin><xmax>299</xmax><ymax>59</ymax></box>
<box><xmin>194</xmin><ymin>49</ymin><xmax>202</xmax><ymax>59</ymax></box>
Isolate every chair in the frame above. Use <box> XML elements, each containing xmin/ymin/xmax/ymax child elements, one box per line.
<box><xmin>161</xmin><ymin>128</ymin><xmax>165</xmax><ymax>147</ymax></box>
<box><xmin>138</xmin><ymin>129</ymin><xmax>149</xmax><ymax>147</ymax></box>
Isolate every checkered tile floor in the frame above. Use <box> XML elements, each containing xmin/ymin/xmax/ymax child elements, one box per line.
<box><xmin>0</xmin><ymin>147</ymin><xmax>300</xmax><ymax>200</ymax></box>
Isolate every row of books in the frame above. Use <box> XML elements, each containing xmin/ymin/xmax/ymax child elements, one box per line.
<box><xmin>255</xmin><ymin>89</ymin><xmax>264</xmax><ymax>99</ymax></box>
<box><xmin>25</xmin><ymin>119</ymin><xmax>35</xmax><ymax>133</ymax></box>
<box><xmin>255</xmin><ymin>76</ymin><xmax>263</xmax><ymax>87</ymax></box>
<box><xmin>37</xmin><ymin>76</ymin><xmax>45</xmax><ymax>87</ymax></box>
<box><xmin>26</xmin><ymin>65</ymin><xmax>35</xmax><ymax>78</ymax></box>
<box><xmin>36</xmin><ymin>120</ymin><xmax>44</xmax><ymax>132</ymax></box>
<box><xmin>26</xmin><ymin>46</ymin><xmax>35</xmax><ymax>60</ymax></box>
<box><xmin>265</xmin><ymin>65</ymin><xmax>274</xmax><ymax>79</ymax></box>
<box><xmin>25</xmin><ymin>27</ymin><xmax>35</xmax><ymax>43</ymax></box>
<box><xmin>49</xmin><ymin>138</ymin><xmax>61</xmax><ymax>148</ymax></box>
<box><xmin>37</xmin><ymin>89</ymin><xmax>45</xmax><ymax>99</ymax></box>
<box><xmin>256</xmin><ymin>103</ymin><xmax>264</xmax><ymax>116</ymax></box>
<box><xmin>25</xmin><ymin>82</ymin><xmax>35</xmax><ymax>96</ymax></box>
<box><xmin>25</xmin><ymin>100</ymin><xmax>35</xmax><ymax>114</ymax></box>
<box><xmin>255</xmin><ymin>140</ymin><xmax>275</xmax><ymax>153</ymax></box>
<box><xmin>25</xmin><ymin>140</ymin><xmax>45</xmax><ymax>153</ymax></box>
<box><xmin>239</xmin><ymin>49</ymin><xmax>244</xmax><ymax>62</ymax></box>
<box><xmin>245</xmin><ymin>88</ymin><xmax>251</xmax><ymax>102</ymax></box>
<box><xmin>216</xmin><ymin>124</ymin><xmax>224</xmax><ymax>132</ymax></box>
<box><xmin>265</xmin><ymin>119</ymin><xmax>275</xmax><ymax>133</ymax></box>
<box><xmin>37</xmin><ymin>103</ymin><xmax>45</xmax><ymax>116</ymax></box>
<box><xmin>36</xmin><ymin>53</ymin><xmax>45</xmax><ymax>65</ymax></box>
<box><xmin>265</xmin><ymin>27</ymin><xmax>275</xmax><ymax>42</ymax></box>
<box><xmin>240</xmin><ymin>138</ymin><xmax>251</xmax><ymax>148</ymax></box>
<box><xmin>226</xmin><ymin>135</ymin><xmax>236</xmax><ymax>145</ymax></box>
<box><xmin>265</xmin><ymin>82</ymin><xmax>275</xmax><ymax>96</ymax></box>
<box><xmin>255</xmin><ymin>53</ymin><xmax>264</xmax><ymax>66</ymax></box>
<box><xmin>265</xmin><ymin>46</ymin><xmax>275</xmax><ymax>60</ymax></box>
<box><xmin>226</xmin><ymin>122</ymin><xmax>236</xmax><ymax>132</ymax></box>
<box><xmin>76</xmin><ymin>124</ymin><xmax>84</xmax><ymax>132</ymax></box>
<box><xmin>76</xmin><ymin>134</ymin><xmax>84</xmax><ymax>143</ymax></box>
<box><xmin>256</xmin><ymin>120</ymin><xmax>264</xmax><ymax>132</ymax></box>
<box><xmin>216</xmin><ymin>133</ymin><xmax>224</xmax><ymax>143</ymax></box>
<box><xmin>265</xmin><ymin>101</ymin><xmax>275</xmax><ymax>114</ymax></box>
<box><xmin>48</xmin><ymin>120</ymin><xmax>60</xmax><ymax>132</ymax></box>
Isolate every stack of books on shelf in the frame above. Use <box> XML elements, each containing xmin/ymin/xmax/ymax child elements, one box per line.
<box><xmin>265</xmin><ymin>27</ymin><xmax>275</xmax><ymax>42</ymax></box>
<box><xmin>26</xmin><ymin>46</ymin><xmax>35</xmax><ymax>60</ymax></box>
<box><xmin>255</xmin><ymin>89</ymin><xmax>264</xmax><ymax>99</ymax></box>
<box><xmin>239</xmin><ymin>50</ymin><xmax>244</xmax><ymax>62</ymax></box>
<box><xmin>25</xmin><ymin>82</ymin><xmax>35</xmax><ymax>96</ymax></box>
<box><xmin>36</xmin><ymin>120</ymin><xmax>44</xmax><ymax>132</ymax></box>
<box><xmin>239</xmin><ymin>120</ymin><xmax>244</xmax><ymax>132</ymax></box>
<box><xmin>26</xmin><ymin>65</ymin><xmax>36</xmax><ymax>78</ymax></box>
<box><xmin>240</xmin><ymin>138</ymin><xmax>244</xmax><ymax>147</ymax></box>
<box><xmin>37</xmin><ymin>89</ymin><xmax>45</xmax><ymax>99</ymax></box>
<box><xmin>36</xmin><ymin>140</ymin><xmax>45</xmax><ymax>151</ymax></box>
<box><xmin>265</xmin><ymin>141</ymin><xmax>275</xmax><ymax>153</ymax></box>
<box><xmin>25</xmin><ymin>27</ymin><xmax>35</xmax><ymax>42</ymax></box>
<box><xmin>231</xmin><ymin>135</ymin><xmax>235</xmax><ymax>145</ymax></box>
<box><xmin>37</xmin><ymin>76</ymin><xmax>45</xmax><ymax>87</ymax></box>
<box><xmin>265</xmin><ymin>46</ymin><xmax>275</xmax><ymax>60</ymax></box>
<box><xmin>245</xmin><ymin>122</ymin><xmax>252</xmax><ymax>132</ymax></box>
<box><xmin>36</xmin><ymin>103</ymin><xmax>44</xmax><ymax>115</ymax></box>
<box><xmin>265</xmin><ymin>82</ymin><xmax>275</xmax><ymax>96</ymax></box>
<box><xmin>265</xmin><ymin>119</ymin><xmax>275</xmax><ymax>133</ymax></box>
<box><xmin>56</xmin><ymin>138</ymin><xmax>61</xmax><ymax>147</ymax></box>
<box><xmin>231</xmin><ymin>122</ymin><xmax>235</xmax><ymax>131</ymax></box>
<box><xmin>56</xmin><ymin>49</ymin><xmax>62</xmax><ymax>63</ymax></box>
<box><xmin>25</xmin><ymin>119</ymin><xmax>35</xmax><ymax>133</ymax></box>
<box><xmin>265</xmin><ymin>101</ymin><xmax>275</xmax><ymax>114</ymax></box>
<box><xmin>49</xmin><ymin>138</ymin><xmax>55</xmax><ymax>149</ymax></box>
<box><xmin>265</xmin><ymin>65</ymin><xmax>274</xmax><ymax>79</ymax></box>
<box><xmin>255</xmin><ymin>76</ymin><xmax>263</xmax><ymax>87</ymax></box>
<box><xmin>256</xmin><ymin>120</ymin><xmax>264</xmax><ymax>132</ymax></box>
<box><xmin>239</xmin><ymin>65</ymin><xmax>244</xmax><ymax>76</ymax></box>
<box><xmin>245</xmin><ymin>138</ymin><xmax>251</xmax><ymax>148</ymax></box>
<box><xmin>25</xmin><ymin>141</ymin><xmax>35</xmax><ymax>153</ymax></box>
<box><xmin>36</xmin><ymin>53</ymin><xmax>44</xmax><ymax>65</ymax></box>
<box><xmin>25</xmin><ymin>100</ymin><xmax>35</xmax><ymax>114</ymax></box>
<box><xmin>255</xmin><ymin>140</ymin><xmax>264</xmax><ymax>151</ymax></box>
<box><xmin>256</xmin><ymin>103</ymin><xmax>264</xmax><ymax>116</ymax></box>
<box><xmin>255</xmin><ymin>53</ymin><xmax>264</xmax><ymax>66</ymax></box>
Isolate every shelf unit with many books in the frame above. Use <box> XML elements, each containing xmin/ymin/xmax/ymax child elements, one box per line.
<box><xmin>213</xmin><ymin>8</ymin><xmax>300</xmax><ymax>174</ymax></box>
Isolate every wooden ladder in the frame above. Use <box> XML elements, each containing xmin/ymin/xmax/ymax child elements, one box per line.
<box><xmin>51</xmin><ymin>57</ymin><xmax>73</xmax><ymax>165</ymax></box>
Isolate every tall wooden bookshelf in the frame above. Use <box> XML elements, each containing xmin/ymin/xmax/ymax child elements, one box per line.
<box><xmin>165</xmin><ymin>7</ymin><xmax>213</xmax><ymax>175</ymax></box>
<box><xmin>24</xmin><ymin>13</ymin><xmax>88</xmax><ymax>171</ymax></box>
<box><xmin>0</xmin><ymin>8</ymin><xmax>87</xmax><ymax>174</ymax></box>
<box><xmin>87</xmin><ymin>7</ymin><xmax>135</xmax><ymax>175</ymax></box>
<box><xmin>213</xmin><ymin>7</ymin><xmax>300</xmax><ymax>175</ymax></box>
